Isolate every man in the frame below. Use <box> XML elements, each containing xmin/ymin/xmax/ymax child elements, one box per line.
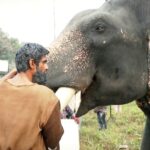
<box><xmin>94</xmin><ymin>106</ymin><xmax>107</xmax><ymax>130</ymax></box>
<box><xmin>0</xmin><ymin>43</ymin><xmax>63</xmax><ymax>150</ymax></box>
<box><xmin>61</xmin><ymin>105</ymin><xmax>80</xmax><ymax>124</ymax></box>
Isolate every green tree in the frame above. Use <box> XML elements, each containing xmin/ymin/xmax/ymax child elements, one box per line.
<box><xmin>0</xmin><ymin>28</ymin><xmax>21</xmax><ymax>69</ymax></box>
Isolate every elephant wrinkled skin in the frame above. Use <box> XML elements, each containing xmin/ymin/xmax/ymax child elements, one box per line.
<box><xmin>46</xmin><ymin>0</ymin><xmax>150</xmax><ymax>149</ymax></box>
<box><xmin>47</xmin><ymin>0</ymin><xmax>149</xmax><ymax>115</ymax></box>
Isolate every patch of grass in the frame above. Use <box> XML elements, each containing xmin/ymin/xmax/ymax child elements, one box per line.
<box><xmin>80</xmin><ymin>102</ymin><xmax>146</xmax><ymax>150</ymax></box>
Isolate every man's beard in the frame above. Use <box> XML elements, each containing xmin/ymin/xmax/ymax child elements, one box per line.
<box><xmin>32</xmin><ymin>69</ymin><xmax>47</xmax><ymax>85</ymax></box>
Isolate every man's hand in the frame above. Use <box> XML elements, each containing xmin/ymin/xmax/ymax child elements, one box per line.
<box><xmin>0</xmin><ymin>69</ymin><xmax>17</xmax><ymax>81</ymax></box>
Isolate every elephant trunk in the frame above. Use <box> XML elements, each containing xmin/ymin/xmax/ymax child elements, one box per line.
<box><xmin>46</xmin><ymin>29</ymin><xmax>95</xmax><ymax>92</ymax></box>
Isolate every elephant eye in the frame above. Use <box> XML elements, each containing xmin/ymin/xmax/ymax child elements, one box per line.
<box><xmin>95</xmin><ymin>24</ymin><xmax>105</xmax><ymax>33</ymax></box>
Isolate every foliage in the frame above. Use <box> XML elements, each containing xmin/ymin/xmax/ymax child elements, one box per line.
<box><xmin>0</xmin><ymin>28</ymin><xmax>21</xmax><ymax>69</ymax></box>
<box><xmin>80</xmin><ymin>102</ymin><xmax>145</xmax><ymax>150</ymax></box>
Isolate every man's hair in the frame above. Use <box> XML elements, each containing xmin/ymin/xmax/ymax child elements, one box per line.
<box><xmin>15</xmin><ymin>43</ymin><xmax>49</xmax><ymax>73</ymax></box>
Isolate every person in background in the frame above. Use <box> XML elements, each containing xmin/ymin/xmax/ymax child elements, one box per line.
<box><xmin>61</xmin><ymin>105</ymin><xmax>80</xmax><ymax>124</ymax></box>
<box><xmin>94</xmin><ymin>106</ymin><xmax>107</xmax><ymax>130</ymax></box>
<box><xmin>0</xmin><ymin>43</ymin><xmax>63</xmax><ymax>150</ymax></box>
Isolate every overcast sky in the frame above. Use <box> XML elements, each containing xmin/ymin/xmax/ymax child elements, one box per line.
<box><xmin>0</xmin><ymin>0</ymin><xmax>105</xmax><ymax>47</ymax></box>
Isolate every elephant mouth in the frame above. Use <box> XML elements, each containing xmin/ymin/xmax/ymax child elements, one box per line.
<box><xmin>57</xmin><ymin>77</ymin><xmax>93</xmax><ymax>115</ymax></box>
<box><xmin>67</xmin><ymin>80</ymin><xmax>89</xmax><ymax>93</ymax></box>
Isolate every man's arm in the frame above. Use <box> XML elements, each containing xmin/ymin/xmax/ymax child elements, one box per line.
<box><xmin>0</xmin><ymin>69</ymin><xmax>17</xmax><ymax>81</ymax></box>
<box><xmin>42</xmin><ymin>101</ymin><xmax>64</xmax><ymax>150</ymax></box>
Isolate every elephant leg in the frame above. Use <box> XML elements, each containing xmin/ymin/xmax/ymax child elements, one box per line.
<box><xmin>141</xmin><ymin>118</ymin><xmax>150</xmax><ymax>150</ymax></box>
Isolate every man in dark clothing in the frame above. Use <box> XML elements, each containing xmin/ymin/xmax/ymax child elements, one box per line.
<box><xmin>94</xmin><ymin>106</ymin><xmax>107</xmax><ymax>130</ymax></box>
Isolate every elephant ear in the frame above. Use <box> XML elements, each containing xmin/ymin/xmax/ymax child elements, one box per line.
<box><xmin>135</xmin><ymin>30</ymin><xmax>150</xmax><ymax>118</ymax></box>
<box><xmin>147</xmin><ymin>30</ymin><xmax>150</xmax><ymax>88</ymax></box>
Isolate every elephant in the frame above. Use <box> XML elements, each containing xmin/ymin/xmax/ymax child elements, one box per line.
<box><xmin>46</xmin><ymin>0</ymin><xmax>150</xmax><ymax>149</ymax></box>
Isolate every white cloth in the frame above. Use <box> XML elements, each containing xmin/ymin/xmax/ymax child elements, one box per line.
<box><xmin>60</xmin><ymin>119</ymin><xmax>80</xmax><ymax>150</ymax></box>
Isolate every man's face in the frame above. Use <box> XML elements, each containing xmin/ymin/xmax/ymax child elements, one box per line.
<box><xmin>32</xmin><ymin>56</ymin><xmax>48</xmax><ymax>85</ymax></box>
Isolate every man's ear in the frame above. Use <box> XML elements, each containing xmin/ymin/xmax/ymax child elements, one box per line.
<box><xmin>29</xmin><ymin>59</ymin><xmax>36</xmax><ymax>70</ymax></box>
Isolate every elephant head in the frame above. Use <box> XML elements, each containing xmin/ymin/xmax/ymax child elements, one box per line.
<box><xmin>47</xmin><ymin>0</ymin><xmax>150</xmax><ymax>116</ymax></box>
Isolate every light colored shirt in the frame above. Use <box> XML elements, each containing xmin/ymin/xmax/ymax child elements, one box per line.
<box><xmin>0</xmin><ymin>80</ymin><xmax>63</xmax><ymax>150</ymax></box>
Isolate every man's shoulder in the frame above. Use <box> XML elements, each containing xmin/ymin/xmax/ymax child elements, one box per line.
<box><xmin>35</xmin><ymin>84</ymin><xmax>57</xmax><ymax>101</ymax></box>
<box><xmin>0</xmin><ymin>80</ymin><xmax>8</xmax><ymax>87</ymax></box>
<box><xmin>35</xmin><ymin>84</ymin><xmax>54</xmax><ymax>93</ymax></box>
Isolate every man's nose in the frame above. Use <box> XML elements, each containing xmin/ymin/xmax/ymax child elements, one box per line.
<box><xmin>45</xmin><ymin>64</ymin><xmax>48</xmax><ymax>71</ymax></box>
